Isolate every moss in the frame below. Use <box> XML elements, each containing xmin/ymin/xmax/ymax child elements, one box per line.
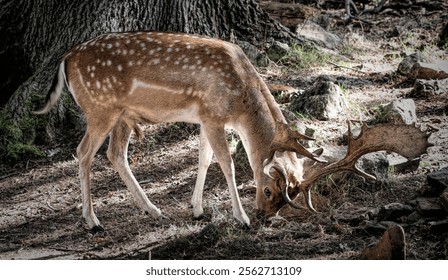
<box><xmin>0</xmin><ymin>109</ymin><xmax>46</xmax><ymax>163</ymax></box>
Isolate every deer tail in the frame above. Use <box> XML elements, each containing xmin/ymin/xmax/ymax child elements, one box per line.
<box><xmin>32</xmin><ymin>60</ymin><xmax>68</xmax><ymax>115</ymax></box>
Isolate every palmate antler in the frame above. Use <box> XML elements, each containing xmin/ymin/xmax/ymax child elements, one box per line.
<box><xmin>284</xmin><ymin>122</ymin><xmax>432</xmax><ymax>212</ymax></box>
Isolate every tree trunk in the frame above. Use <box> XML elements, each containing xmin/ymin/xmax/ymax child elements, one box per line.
<box><xmin>0</xmin><ymin>0</ymin><xmax>298</xmax><ymax>162</ymax></box>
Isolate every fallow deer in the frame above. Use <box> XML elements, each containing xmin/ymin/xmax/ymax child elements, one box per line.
<box><xmin>34</xmin><ymin>31</ymin><xmax>430</xmax><ymax>231</ymax></box>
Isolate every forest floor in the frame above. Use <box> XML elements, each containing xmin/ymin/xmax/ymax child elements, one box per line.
<box><xmin>0</xmin><ymin>7</ymin><xmax>447</xmax><ymax>260</ymax></box>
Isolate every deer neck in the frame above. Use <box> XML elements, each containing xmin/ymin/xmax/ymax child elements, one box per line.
<box><xmin>233</xmin><ymin>84</ymin><xmax>287</xmax><ymax>183</ymax></box>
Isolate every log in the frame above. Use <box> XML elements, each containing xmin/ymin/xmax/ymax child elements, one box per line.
<box><xmin>259</xmin><ymin>1</ymin><xmax>319</xmax><ymax>30</ymax></box>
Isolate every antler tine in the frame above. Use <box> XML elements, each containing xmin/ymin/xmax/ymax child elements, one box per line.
<box><xmin>270</xmin><ymin>122</ymin><xmax>327</xmax><ymax>163</ymax></box>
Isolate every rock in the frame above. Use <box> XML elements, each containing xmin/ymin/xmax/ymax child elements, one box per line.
<box><xmin>238</xmin><ymin>41</ymin><xmax>269</xmax><ymax>67</ymax></box>
<box><xmin>416</xmin><ymin>198</ymin><xmax>447</xmax><ymax>218</ymax></box>
<box><xmin>429</xmin><ymin>219</ymin><xmax>448</xmax><ymax>235</ymax></box>
<box><xmin>405</xmin><ymin>211</ymin><xmax>422</xmax><ymax>224</ymax></box>
<box><xmin>358</xmin><ymin>220</ymin><xmax>388</xmax><ymax>235</ymax></box>
<box><xmin>427</xmin><ymin>167</ymin><xmax>448</xmax><ymax>195</ymax></box>
<box><xmin>334</xmin><ymin>208</ymin><xmax>372</xmax><ymax>226</ymax></box>
<box><xmin>377</xmin><ymin>203</ymin><xmax>414</xmax><ymax>222</ymax></box>
<box><xmin>411</xmin><ymin>61</ymin><xmax>448</xmax><ymax>80</ymax></box>
<box><xmin>439</xmin><ymin>192</ymin><xmax>448</xmax><ymax>213</ymax></box>
<box><xmin>387</xmin><ymin>154</ymin><xmax>420</xmax><ymax>173</ymax></box>
<box><xmin>357</xmin><ymin>152</ymin><xmax>389</xmax><ymax>182</ymax></box>
<box><xmin>383</xmin><ymin>99</ymin><xmax>417</xmax><ymax>125</ymax></box>
<box><xmin>438</xmin><ymin>22</ymin><xmax>448</xmax><ymax>48</ymax></box>
<box><xmin>289</xmin><ymin>75</ymin><xmax>347</xmax><ymax>120</ymax></box>
<box><xmin>296</xmin><ymin>21</ymin><xmax>341</xmax><ymax>49</ymax></box>
<box><xmin>360</xmin><ymin>225</ymin><xmax>406</xmax><ymax>260</ymax></box>
<box><xmin>397</xmin><ymin>52</ymin><xmax>448</xmax><ymax>79</ymax></box>
<box><xmin>266</xmin><ymin>41</ymin><xmax>290</xmax><ymax>62</ymax></box>
<box><xmin>409</xmin><ymin>78</ymin><xmax>448</xmax><ymax>98</ymax></box>
<box><xmin>397</xmin><ymin>52</ymin><xmax>431</xmax><ymax>75</ymax></box>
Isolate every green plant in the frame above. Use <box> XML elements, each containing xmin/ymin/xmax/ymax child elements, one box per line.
<box><xmin>279</xmin><ymin>44</ymin><xmax>332</xmax><ymax>70</ymax></box>
<box><xmin>369</xmin><ymin>104</ymin><xmax>388</xmax><ymax>125</ymax></box>
<box><xmin>0</xmin><ymin>111</ymin><xmax>44</xmax><ymax>163</ymax></box>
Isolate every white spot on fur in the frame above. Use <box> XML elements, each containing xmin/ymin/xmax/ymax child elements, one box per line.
<box><xmin>117</xmin><ymin>65</ymin><xmax>123</xmax><ymax>71</ymax></box>
<box><xmin>129</xmin><ymin>78</ymin><xmax>184</xmax><ymax>96</ymax></box>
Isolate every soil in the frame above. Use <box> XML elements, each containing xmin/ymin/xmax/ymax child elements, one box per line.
<box><xmin>0</xmin><ymin>6</ymin><xmax>447</xmax><ymax>260</ymax></box>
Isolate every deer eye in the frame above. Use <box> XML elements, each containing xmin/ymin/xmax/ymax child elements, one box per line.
<box><xmin>263</xmin><ymin>187</ymin><xmax>271</xmax><ymax>197</ymax></box>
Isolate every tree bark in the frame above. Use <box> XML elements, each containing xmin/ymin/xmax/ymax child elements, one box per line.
<box><xmin>0</xmin><ymin>0</ymin><xmax>298</xmax><ymax>162</ymax></box>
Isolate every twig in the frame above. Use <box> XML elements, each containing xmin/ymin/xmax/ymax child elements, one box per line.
<box><xmin>328</xmin><ymin>61</ymin><xmax>366</xmax><ymax>73</ymax></box>
<box><xmin>0</xmin><ymin>171</ymin><xmax>20</xmax><ymax>181</ymax></box>
<box><xmin>46</xmin><ymin>201</ymin><xmax>57</xmax><ymax>211</ymax></box>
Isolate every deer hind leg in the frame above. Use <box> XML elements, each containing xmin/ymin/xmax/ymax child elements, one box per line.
<box><xmin>77</xmin><ymin>124</ymin><xmax>113</xmax><ymax>232</ymax></box>
<box><xmin>191</xmin><ymin>128</ymin><xmax>214</xmax><ymax>219</ymax></box>
<box><xmin>107</xmin><ymin>120</ymin><xmax>162</xmax><ymax>219</ymax></box>
<box><xmin>201</xmin><ymin>124</ymin><xmax>250</xmax><ymax>226</ymax></box>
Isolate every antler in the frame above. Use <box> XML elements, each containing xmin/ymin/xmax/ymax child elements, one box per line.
<box><xmin>285</xmin><ymin>121</ymin><xmax>432</xmax><ymax>212</ymax></box>
<box><xmin>269</xmin><ymin>122</ymin><xmax>326</xmax><ymax>163</ymax></box>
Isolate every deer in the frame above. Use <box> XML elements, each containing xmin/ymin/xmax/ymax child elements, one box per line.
<box><xmin>33</xmin><ymin>31</ymin><xmax>431</xmax><ymax>231</ymax></box>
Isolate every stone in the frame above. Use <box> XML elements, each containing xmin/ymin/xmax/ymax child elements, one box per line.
<box><xmin>409</xmin><ymin>78</ymin><xmax>448</xmax><ymax>98</ymax></box>
<box><xmin>405</xmin><ymin>211</ymin><xmax>422</xmax><ymax>224</ymax></box>
<box><xmin>397</xmin><ymin>52</ymin><xmax>430</xmax><ymax>75</ymax></box>
<box><xmin>397</xmin><ymin>52</ymin><xmax>448</xmax><ymax>79</ymax></box>
<box><xmin>429</xmin><ymin>219</ymin><xmax>448</xmax><ymax>235</ymax></box>
<box><xmin>289</xmin><ymin>75</ymin><xmax>347</xmax><ymax>120</ymax></box>
<box><xmin>438</xmin><ymin>22</ymin><xmax>448</xmax><ymax>48</ymax></box>
<box><xmin>440</xmin><ymin>192</ymin><xmax>448</xmax><ymax>213</ymax></box>
<box><xmin>238</xmin><ymin>41</ymin><xmax>269</xmax><ymax>67</ymax></box>
<box><xmin>377</xmin><ymin>202</ymin><xmax>414</xmax><ymax>222</ymax></box>
<box><xmin>427</xmin><ymin>167</ymin><xmax>448</xmax><ymax>195</ymax></box>
<box><xmin>334</xmin><ymin>208</ymin><xmax>372</xmax><ymax>226</ymax></box>
<box><xmin>360</xmin><ymin>225</ymin><xmax>406</xmax><ymax>260</ymax></box>
<box><xmin>410</xmin><ymin>61</ymin><xmax>448</xmax><ymax>80</ymax></box>
<box><xmin>357</xmin><ymin>152</ymin><xmax>389</xmax><ymax>182</ymax></box>
<box><xmin>383</xmin><ymin>99</ymin><xmax>417</xmax><ymax>125</ymax></box>
<box><xmin>296</xmin><ymin>21</ymin><xmax>341</xmax><ymax>49</ymax></box>
<box><xmin>358</xmin><ymin>221</ymin><xmax>388</xmax><ymax>235</ymax></box>
<box><xmin>416</xmin><ymin>198</ymin><xmax>446</xmax><ymax>218</ymax></box>
<box><xmin>266</xmin><ymin>41</ymin><xmax>290</xmax><ymax>62</ymax></box>
<box><xmin>387</xmin><ymin>154</ymin><xmax>420</xmax><ymax>173</ymax></box>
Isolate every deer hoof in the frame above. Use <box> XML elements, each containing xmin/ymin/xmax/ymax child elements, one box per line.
<box><xmin>91</xmin><ymin>224</ymin><xmax>105</xmax><ymax>233</ymax></box>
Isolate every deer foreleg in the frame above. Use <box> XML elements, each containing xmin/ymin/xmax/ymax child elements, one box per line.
<box><xmin>191</xmin><ymin>128</ymin><xmax>214</xmax><ymax>219</ymax></box>
<box><xmin>202</xmin><ymin>125</ymin><xmax>250</xmax><ymax>226</ymax></box>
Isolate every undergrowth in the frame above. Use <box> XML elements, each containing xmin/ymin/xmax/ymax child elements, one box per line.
<box><xmin>0</xmin><ymin>109</ymin><xmax>45</xmax><ymax>163</ymax></box>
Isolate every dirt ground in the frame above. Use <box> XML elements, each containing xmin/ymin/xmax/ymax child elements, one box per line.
<box><xmin>0</xmin><ymin>7</ymin><xmax>447</xmax><ymax>260</ymax></box>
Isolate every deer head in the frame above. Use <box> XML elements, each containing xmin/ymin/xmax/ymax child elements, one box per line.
<box><xmin>262</xmin><ymin>121</ymin><xmax>431</xmax><ymax>215</ymax></box>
